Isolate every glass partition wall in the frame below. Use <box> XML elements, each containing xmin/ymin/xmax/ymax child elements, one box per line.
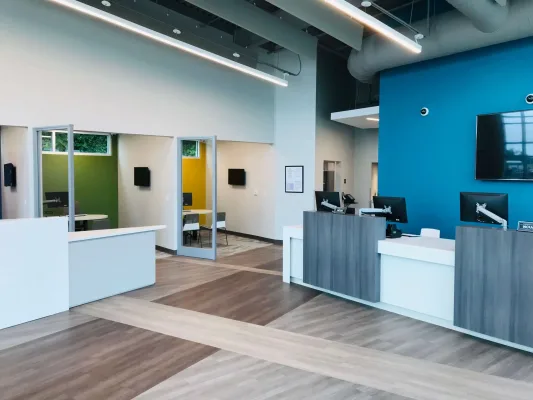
<box><xmin>35</xmin><ymin>125</ymin><xmax>75</xmax><ymax>231</ymax></box>
<box><xmin>177</xmin><ymin>137</ymin><xmax>217</xmax><ymax>260</ymax></box>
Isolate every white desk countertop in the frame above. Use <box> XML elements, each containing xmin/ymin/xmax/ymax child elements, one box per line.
<box><xmin>378</xmin><ymin>236</ymin><xmax>456</xmax><ymax>266</ymax></box>
<box><xmin>69</xmin><ymin>225</ymin><xmax>166</xmax><ymax>243</ymax></box>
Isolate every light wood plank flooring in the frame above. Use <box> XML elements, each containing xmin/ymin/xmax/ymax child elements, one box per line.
<box><xmin>137</xmin><ymin>350</ymin><xmax>408</xmax><ymax>400</ymax></box>
<box><xmin>76</xmin><ymin>296</ymin><xmax>533</xmax><ymax>400</ymax></box>
<box><xmin>3</xmin><ymin>243</ymin><xmax>533</xmax><ymax>399</ymax></box>
<box><xmin>269</xmin><ymin>294</ymin><xmax>533</xmax><ymax>382</ymax></box>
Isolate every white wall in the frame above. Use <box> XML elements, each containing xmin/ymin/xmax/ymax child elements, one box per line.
<box><xmin>0</xmin><ymin>0</ymin><xmax>274</xmax><ymax>143</ymax></box>
<box><xmin>353</xmin><ymin>128</ymin><xmax>379</xmax><ymax>207</ymax></box>
<box><xmin>274</xmin><ymin>51</ymin><xmax>317</xmax><ymax>239</ymax></box>
<box><xmin>118</xmin><ymin>135</ymin><xmax>177</xmax><ymax>250</ymax></box>
<box><xmin>216</xmin><ymin>141</ymin><xmax>276</xmax><ymax>239</ymax></box>
<box><xmin>0</xmin><ymin>126</ymin><xmax>33</xmax><ymax>219</ymax></box>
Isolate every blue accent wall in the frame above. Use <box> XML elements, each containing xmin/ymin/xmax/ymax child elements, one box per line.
<box><xmin>380</xmin><ymin>38</ymin><xmax>533</xmax><ymax>239</ymax></box>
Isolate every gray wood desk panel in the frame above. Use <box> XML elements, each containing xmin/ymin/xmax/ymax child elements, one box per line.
<box><xmin>455</xmin><ymin>226</ymin><xmax>533</xmax><ymax>347</ymax></box>
<box><xmin>303</xmin><ymin>212</ymin><xmax>385</xmax><ymax>302</ymax></box>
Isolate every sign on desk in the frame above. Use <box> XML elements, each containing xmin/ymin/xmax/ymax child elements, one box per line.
<box><xmin>517</xmin><ymin>221</ymin><xmax>533</xmax><ymax>232</ymax></box>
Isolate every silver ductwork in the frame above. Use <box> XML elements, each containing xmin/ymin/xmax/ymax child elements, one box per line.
<box><xmin>446</xmin><ymin>0</ymin><xmax>508</xmax><ymax>33</ymax></box>
<box><xmin>348</xmin><ymin>0</ymin><xmax>533</xmax><ymax>83</ymax></box>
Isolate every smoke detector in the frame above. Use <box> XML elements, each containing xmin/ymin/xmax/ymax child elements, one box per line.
<box><xmin>361</xmin><ymin>1</ymin><xmax>372</xmax><ymax>7</ymax></box>
<box><xmin>101</xmin><ymin>1</ymin><xmax>111</xmax><ymax>6</ymax></box>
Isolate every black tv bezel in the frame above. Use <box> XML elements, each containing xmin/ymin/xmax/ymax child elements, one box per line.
<box><xmin>228</xmin><ymin>168</ymin><xmax>246</xmax><ymax>186</ymax></box>
<box><xmin>475</xmin><ymin>108</ymin><xmax>533</xmax><ymax>181</ymax></box>
<box><xmin>134</xmin><ymin>167</ymin><xmax>151</xmax><ymax>187</ymax></box>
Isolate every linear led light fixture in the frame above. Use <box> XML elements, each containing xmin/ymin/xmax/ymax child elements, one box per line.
<box><xmin>366</xmin><ymin>117</ymin><xmax>379</xmax><ymax>121</ymax></box>
<box><xmin>323</xmin><ymin>0</ymin><xmax>422</xmax><ymax>54</ymax></box>
<box><xmin>47</xmin><ymin>0</ymin><xmax>288</xmax><ymax>87</ymax></box>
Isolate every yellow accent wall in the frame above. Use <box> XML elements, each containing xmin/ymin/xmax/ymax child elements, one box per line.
<box><xmin>182</xmin><ymin>142</ymin><xmax>206</xmax><ymax>221</ymax></box>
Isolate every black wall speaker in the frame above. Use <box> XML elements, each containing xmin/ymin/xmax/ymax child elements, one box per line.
<box><xmin>4</xmin><ymin>163</ymin><xmax>16</xmax><ymax>187</ymax></box>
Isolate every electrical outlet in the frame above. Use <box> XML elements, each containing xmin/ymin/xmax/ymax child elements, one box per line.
<box><xmin>254</xmin><ymin>190</ymin><xmax>259</xmax><ymax>196</ymax></box>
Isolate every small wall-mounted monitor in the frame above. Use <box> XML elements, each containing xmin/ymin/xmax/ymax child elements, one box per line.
<box><xmin>183</xmin><ymin>192</ymin><xmax>193</xmax><ymax>206</ymax></box>
<box><xmin>3</xmin><ymin>163</ymin><xmax>16</xmax><ymax>188</ymax></box>
<box><xmin>228</xmin><ymin>169</ymin><xmax>246</xmax><ymax>186</ymax></box>
<box><xmin>134</xmin><ymin>167</ymin><xmax>151</xmax><ymax>187</ymax></box>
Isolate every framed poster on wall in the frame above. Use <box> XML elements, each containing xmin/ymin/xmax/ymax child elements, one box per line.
<box><xmin>285</xmin><ymin>165</ymin><xmax>304</xmax><ymax>193</ymax></box>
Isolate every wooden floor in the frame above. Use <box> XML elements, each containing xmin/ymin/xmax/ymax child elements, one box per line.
<box><xmin>2</xmin><ymin>243</ymin><xmax>533</xmax><ymax>400</ymax></box>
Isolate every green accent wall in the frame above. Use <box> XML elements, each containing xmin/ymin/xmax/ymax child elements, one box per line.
<box><xmin>42</xmin><ymin>135</ymin><xmax>119</xmax><ymax>228</ymax></box>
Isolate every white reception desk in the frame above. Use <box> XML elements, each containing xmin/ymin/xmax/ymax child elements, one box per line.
<box><xmin>69</xmin><ymin>225</ymin><xmax>165</xmax><ymax>307</ymax></box>
<box><xmin>283</xmin><ymin>225</ymin><xmax>532</xmax><ymax>352</ymax></box>
<box><xmin>0</xmin><ymin>217</ymin><xmax>164</xmax><ymax>331</ymax></box>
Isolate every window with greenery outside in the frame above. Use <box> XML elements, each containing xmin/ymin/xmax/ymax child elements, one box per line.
<box><xmin>55</xmin><ymin>133</ymin><xmax>109</xmax><ymax>154</ymax></box>
<box><xmin>182</xmin><ymin>140</ymin><xmax>199</xmax><ymax>157</ymax></box>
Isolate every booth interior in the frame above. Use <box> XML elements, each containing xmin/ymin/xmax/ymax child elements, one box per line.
<box><xmin>177</xmin><ymin>138</ymin><xmax>277</xmax><ymax>257</ymax></box>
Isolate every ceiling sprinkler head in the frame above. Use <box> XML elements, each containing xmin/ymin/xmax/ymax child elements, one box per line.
<box><xmin>414</xmin><ymin>33</ymin><xmax>425</xmax><ymax>41</ymax></box>
<box><xmin>101</xmin><ymin>1</ymin><xmax>111</xmax><ymax>6</ymax></box>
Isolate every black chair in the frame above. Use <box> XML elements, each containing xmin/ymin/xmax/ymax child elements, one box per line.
<box><xmin>183</xmin><ymin>213</ymin><xmax>202</xmax><ymax>247</ymax></box>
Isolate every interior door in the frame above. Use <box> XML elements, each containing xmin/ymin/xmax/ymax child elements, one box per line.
<box><xmin>34</xmin><ymin>125</ymin><xmax>75</xmax><ymax>231</ymax></box>
<box><xmin>370</xmin><ymin>162</ymin><xmax>378</xmax><ymax>206</ymax></box>
<box><xmin>177</xmin><ymin>136</ymin><xmax>217</xmax><ymax>260</ymax></box>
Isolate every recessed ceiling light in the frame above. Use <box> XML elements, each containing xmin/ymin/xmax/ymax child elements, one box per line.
<box><xmin>101</xmin><ymin>1</ymin><xmax>111</xmax><ymax>6</ymax></box>
<box><xmin>173</xmin><ymin>28</ymin><xmax>182</xmax><ymax>35</ymax></box>
<box><xmin>232</xmin><ymin>52</ymin><xmax>240</xmax><ymax>58</ymax></box>
<box><xmin>366</xmin><ymin>117</ymin><xmax>379</xmax><ymax>122</ymax></box>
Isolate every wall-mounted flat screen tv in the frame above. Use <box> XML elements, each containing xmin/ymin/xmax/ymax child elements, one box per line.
<box><xmin>134</xmin><ymin>167</ymin><xmax>151</xmax><ymax>187</ymax></box>
<box><xmin>228</xmin><ymin>169</ymin><xmax>246</xmax><ymax>186</ymax></box>
<box><xmin>476</xmin><ymin>109</ymin><xmax>533</xmax><ymax>180</ymax></box>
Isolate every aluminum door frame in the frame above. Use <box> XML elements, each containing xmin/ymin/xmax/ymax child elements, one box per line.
<box><xmin>177</xmin><ymin>136</ymin><xmax>217</xmax><ymax>260</ymax></box>
<box><xmin>33</xmin><ymin>125</ymin><xmax>75</xmax><ymax>231</ymax></box>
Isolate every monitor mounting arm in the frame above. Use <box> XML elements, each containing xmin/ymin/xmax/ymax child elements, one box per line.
<box><xmin>476</xmin><ymin>203</ymin><xmax>507</xmax><ymax>230</ymax></box>
<box><xmin>321</xmin><ymin>200</ymin><xmax>346</xmax><ymax>214</ymax></box>
<box><xmin>359</xmin><ymin>206</ymin><xmax>392</xmax><ymax>217</ymax></box>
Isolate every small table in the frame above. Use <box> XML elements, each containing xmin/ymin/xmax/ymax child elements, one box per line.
<box><xmin>75</xmin><ymin>214</ymin><xmax>108</xmax><ymax>231</ymax></box>
<box><xmin>182</xmin><ymin>209</ymin><xmax>212</xmax><ymax>215</ymax></box>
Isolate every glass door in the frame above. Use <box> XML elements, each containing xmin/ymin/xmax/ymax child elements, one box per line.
<box><xmin>34</xmin><ymin>125</ymin><xmax>75</xmax><ymax>232</ymax></box>
<box><xmin>177</xmin><ymin>136</ymin><xmax>217</xmax><ymax>260</ymax></box>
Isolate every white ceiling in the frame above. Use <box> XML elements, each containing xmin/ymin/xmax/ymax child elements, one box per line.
<box><xmin>330</xmin><ymin>106</ymin><xmax>379</xmax><ymax>129</ymax></box>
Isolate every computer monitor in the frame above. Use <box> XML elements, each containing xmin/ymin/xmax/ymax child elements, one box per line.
<box><xmin>372</xmin><ymin>196</ymin><xmax>408</xmax><ymax>223</ymax></box>
<box><xmin>183</xmin><ymin>192</ymin><xmax>193</xmax><ymax>207</ymax></box>
<box><xmin>45</xmin><ymin>192</ymin><xmax>69</xmax><ymax>208</ymax></box>
<box><xmin>460</xmin><ymin>192</ymin><xmax>508</xmax><ymax>225</ymax></box>
<box><xmin>315</xmin><ymin>191</ymin><xmax>341</xmax><ymax>212</ymax></box>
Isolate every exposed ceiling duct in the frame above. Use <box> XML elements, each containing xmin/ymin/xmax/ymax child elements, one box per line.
<box><xmin>348</xmin><ymin>0</ymin><xmax>533</xmax><ymax>83</ymax></box>
<box><xmin>446</xmin><ymin>0</ymin><xmax>508</xmax><ymax>33</ymax></box>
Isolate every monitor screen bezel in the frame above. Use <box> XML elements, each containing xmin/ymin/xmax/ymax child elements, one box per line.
<box><xmin>475</xmin><ymin>108</ymin><xmax>533</xmax><ymax>181</ymax></box>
